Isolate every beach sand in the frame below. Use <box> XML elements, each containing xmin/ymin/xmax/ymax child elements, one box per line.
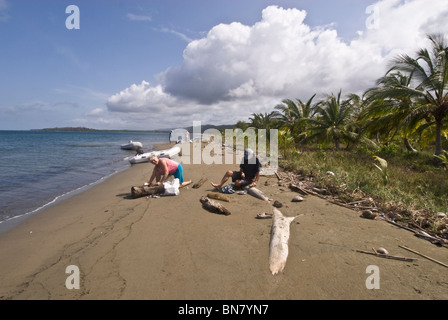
<box><xmin>0</xmin><ymin>142</ymin><xmax>447</xmax><ymax>300</ymax></box>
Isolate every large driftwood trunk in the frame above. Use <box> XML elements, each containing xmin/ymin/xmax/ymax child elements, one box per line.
<box><xmin>131</xmin><ymin>184</ymin><xmax>165</xmax><ymax>198</ymax></box>
<box><xmin>269</xmin><ymin>208</ymin><xmax>297</xmax><ymax>275</ymax></box>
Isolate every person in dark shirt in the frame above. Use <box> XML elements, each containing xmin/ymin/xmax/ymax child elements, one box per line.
<box><xmin>211</xmin><ymin>148</ymin><xmax>261</xmax><ymax>190</ymax></box>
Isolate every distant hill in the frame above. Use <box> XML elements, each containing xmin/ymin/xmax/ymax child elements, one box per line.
<box><xmin>31</xmin><ymin>127</ymin><xmax>170</xmax><ymax>133</ymax></box>
<box><xmin>31</xmin><ymin>127</ymin><xmax>100</xmax><ymax>132</ymax></box>
<box><xmin>31</xmin><ymin>124</ymin><xmax>237</xmax><ymax>133</ymax></box>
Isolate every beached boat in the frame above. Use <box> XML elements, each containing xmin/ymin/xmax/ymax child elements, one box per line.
<box><xmin>120</xmin><ymin>140</ymin><xmax>143</xmax><ymax>150</ymax></box>
<box><xmin>128</xmin><ymin>146</ymin><xmax>181</xmax><ymax>164</ymax></box>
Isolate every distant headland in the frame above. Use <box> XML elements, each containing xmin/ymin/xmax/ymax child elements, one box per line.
<box><xmin>30</xmin><ymin>124</ymin><xmax>237</xmax><ymax>133</ymax></box>
<box><xmin>30</xmin><ymin>127</ymin><xmax>170</xmax><ymax>133</ymax></box>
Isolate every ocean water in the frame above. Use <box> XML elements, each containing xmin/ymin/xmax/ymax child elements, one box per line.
<box><xmin>0</xmin><ymin>130</ymin><xmax>169</xmax><ymax>230</ymax></box>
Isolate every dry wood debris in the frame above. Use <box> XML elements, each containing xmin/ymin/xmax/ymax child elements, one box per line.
<box><xmin>274</xmin><ymin>168</ymin><xmax>448</xmax><ymax>248</ymax></box>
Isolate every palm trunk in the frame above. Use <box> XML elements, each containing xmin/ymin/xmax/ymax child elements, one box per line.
<box><xmin>435</xmin><ymin>120</ymin><xmax>443</xmax><ymax>155</ymax></box>
<box><xmin>433</xmin><ymin>120</ymin><xmax>443</xmax><ymax>164</ymax></box>
<box><xmin>403</xmin><ymin>138</ymin><xmax>417</xmax><ymax>152</ymax></box>
<box><xmin>334</xmin><ymin>138</ymin><xmax>340</xmax><ymax>150</ymax></box>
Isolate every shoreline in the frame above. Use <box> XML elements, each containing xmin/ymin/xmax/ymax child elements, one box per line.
<box><xmin>0</xmin><ymin>143</ymin><xmax>447</xmax><ymax>300</ymax></box>
<box><xmin>0</xmin><ymin>165</ymin><xmax>131</xmax><ymax>235</ymax></box>
<box><xmin>0</xmin><ymin>142</ymin><xmax>172</xmax><ymax>235</ymax></box>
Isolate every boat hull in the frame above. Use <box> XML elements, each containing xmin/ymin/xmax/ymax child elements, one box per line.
<box><xmin>121</xmin><ymin>141</ymin><xmax>143</xmax><ymax>150</ymax></box>
<box><xmin>129</xmin><ymin>146</ymin><xmax>181</xmax><ymax>164</ymax></box>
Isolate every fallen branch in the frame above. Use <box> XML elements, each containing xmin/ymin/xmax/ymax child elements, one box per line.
<box><xmin>398</xmin><ymin>245</ymin><xmax>448</xmax><ymax>269</ymax></box>
<box><xmin>289</xmin><ymin>183</ymin><xmax>309</xmax><ymax>196</ymax></box>
<box><xmin>387</xmin><ymin>220</ymin><xmax>448</xmax><ymax>247</ymax></box>
<box><xmin>386</xmin><ymin>220</ymin><xmax>417</xmax><ymax>233</ymax></box>
<box><xmin>327</xmin><ymin>199</ymin><xmax>357</xmax><ymax>210</ymax></box>
<box><xmin>414</xmin><ymin>233</ymin><xmax>448</xmax><ymax>246</ymax></box>
<box><xmin>356</xmin><ymin>249</ymin><xmax>417</xmax><ymax>262</ymax></box>
<box><xmin>274</xmin><ymin>171</ymin><xmax>281</xmax><ymax>181</ymax></box>
<box><xmin>192</xmin><ymin>177</ymin><xmax>208</xmax><ymax>189</ymax></box>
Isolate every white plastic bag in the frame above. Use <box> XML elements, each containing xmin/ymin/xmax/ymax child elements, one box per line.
<box><xmin>163</xmin><ymin>178</ymin><xmax>180</xmax><ymax>196</ymax></box>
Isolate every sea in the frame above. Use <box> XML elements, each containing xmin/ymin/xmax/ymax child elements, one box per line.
<box><xmin>0</xmin><ymin>130</ymin><xmax>169</xmax><ymax>233</ymax></box>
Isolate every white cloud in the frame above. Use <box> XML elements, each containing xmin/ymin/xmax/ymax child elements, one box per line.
<box><xmin>126</xmin><ymin>13</ymin><xmax>152</xmax><ymax>22</ymax></box>
<box><xmin>155</xmin><ymin>27</ymin><xmax>194</xmax><ymax>43</ymax></box>
<box><xmin>85</xmin><ymin>108</ymin><xmax>106</xmax><ymax>116</ymax></box>
<box><xmin>107</xmin><ymin>81</ymin><xmax>177</xmax><ymax>113</ymax></box>
<box><xmin>360</xmin><ymin>0</ymin><xmax>448</xmax><ymax>55</ymax></box>
<box><xmin>0</xmin><ymin>0</ymin><xmax>10</xmax><ymax>22</ymax></box>
<box><xmin>107</xmin><ymin>1</ymin><xmax>448</xmax><ymax>129</ymax></box>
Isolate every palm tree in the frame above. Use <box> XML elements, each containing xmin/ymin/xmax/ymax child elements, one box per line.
<box><xmin>273</xmin><ymin>94</ymin><xmax>316</xmax><ymax>142</ymax></box>
<box><xmin>248</xmin><ymin>111</ymin><xmax>277</xmax><ymax>130</ymax></box>
<box><xmin>363</xmin><ymin>72</ymin><xmax>420</xmax><ymax>151</ymax></box>
<box><xmin>369</xmin><ymin>34</ymin><xmax>448</xmax><ymax>159</ymax></box>
<box><xmin>306</xmin><ymin>90</ymin><xmax>357</xmax><ymax>150</ymax></box>
<box><xmin>345</xmin><ymin>93</ymin><xmax>372</xmax><ymax>143</ymax></box>
<box><xmin>248</xmin><ymin>111</ymin><xmax>277</xmax><ymax>140</ymax></box>
<box><xmin>234</xmin><ymin>120</ymin><xmax>249</xmax><ymax>131</ymax></box>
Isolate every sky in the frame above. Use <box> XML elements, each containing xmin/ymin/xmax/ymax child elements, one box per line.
<box><xmin>1</xmin><ymin>0</ymin><xmax>448</xmax><ymax>130</ymax></box>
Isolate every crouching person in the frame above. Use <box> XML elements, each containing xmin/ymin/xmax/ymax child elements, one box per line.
<box><xmin>145</xmin><ymin>155</ymin><xmax>191</xmax><ymax>188</ymax></box>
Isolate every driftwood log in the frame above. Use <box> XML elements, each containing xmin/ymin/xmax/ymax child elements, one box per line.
<box><xmin>200</xmin><ymin>197</ymin><xmax>231</xmax><ymax>216</ymax></box>
<box><xmin>289</xmin><ymin>183</ymin><xmax>309</xmax><ymax>196</ymax></box>
<box><xmin>207</xmin><ymin>192</ymin><xmax>231</xmax><ymax>202</ymax></box>
<box><xmin>131</xmin><ymin>184</ymin><xmax>165</xmax><ymax>198</ymax></box>
<box><xmin>246</xmin><ymin>187</ymin><xmax>269</xmax><ymax>201</ymax></box>
<box><xmin>269</xmin><ymin>208</ymin><xmax>299</xmax><ymax>275</ymax></box>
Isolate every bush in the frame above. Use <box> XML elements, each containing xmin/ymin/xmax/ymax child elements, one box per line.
<box><xmin>378</xmin><ymin>143</ymin><xmax>401</xmax><ymax>156</ymax></box>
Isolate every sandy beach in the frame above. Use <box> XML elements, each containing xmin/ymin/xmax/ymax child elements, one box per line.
<box><xmin>0</xmin><ymin>142</ymin><xmax>447</xmax><ymax>301</ymax></box>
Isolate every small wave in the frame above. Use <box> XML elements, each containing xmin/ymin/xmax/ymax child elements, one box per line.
<box><xmin>66</xmin><ymin>143</ymin><xmax>105</xmax><ymax>148</ymax></box>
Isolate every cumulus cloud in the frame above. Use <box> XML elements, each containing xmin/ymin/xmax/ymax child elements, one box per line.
<box><xmin>107</xmin><ymin>1</ymin><xmax>448</xmax><ymax>128</ymax></box>
<box><xmin>107</xmin><ymin>81</ymin><xmax>177</xmax><ymax>113</ymax></box>
<box><xmin>0</xmin><ymin>0</ymin><xmax>10</xmax><ymax>22</ymax></box>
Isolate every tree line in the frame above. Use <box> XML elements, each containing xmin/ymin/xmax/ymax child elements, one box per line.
<box><xmin>236</xmin><ymin>34</ymin><xmax>448</xmax><ymax>164</ymax></box>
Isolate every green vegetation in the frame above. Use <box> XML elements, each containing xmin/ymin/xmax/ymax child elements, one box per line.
<box><xmin>280</xmin><ymin>149</ymin><xmax>447</xmax><ymax>235</ymax></box>
<box><xmin>235</xmin><ymin>34</ymin><xmax>448</xmax><ymax>238</ymax></box>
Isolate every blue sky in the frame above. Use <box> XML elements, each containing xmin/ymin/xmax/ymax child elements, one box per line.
<box><xmin>1</xmin><ymin>0</ymin><xmax>447</xmax><ymax>130</ymax></box>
